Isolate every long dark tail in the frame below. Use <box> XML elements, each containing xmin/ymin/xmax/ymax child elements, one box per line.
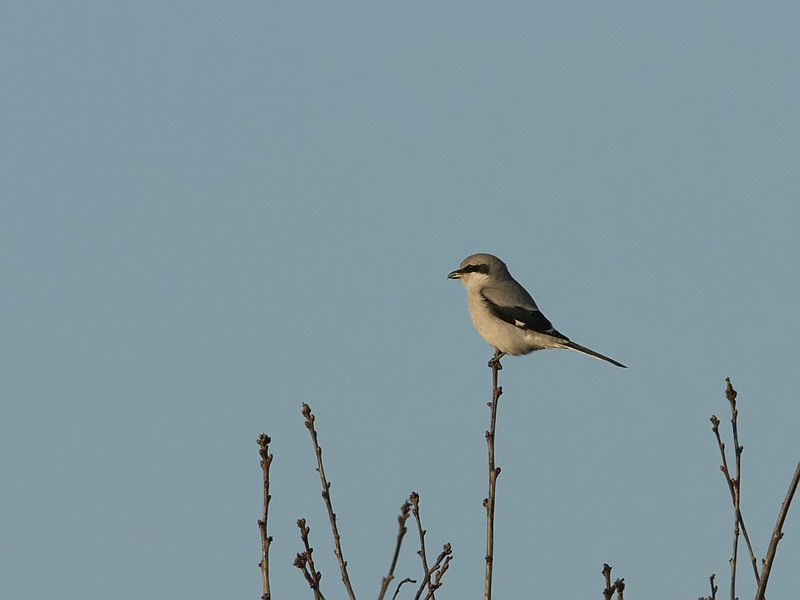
<box><xmin>559</xmin><ymin>340</ymin><xmax>627</xmax><ymax>368</ymax></box>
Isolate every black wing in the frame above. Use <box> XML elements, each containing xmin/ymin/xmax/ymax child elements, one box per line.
<box><xmin>480</xmin><ymin>292</ymin><xmax>568</xmax><ymax>340</ymax></box>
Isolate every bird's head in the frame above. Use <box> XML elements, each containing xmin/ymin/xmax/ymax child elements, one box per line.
<box><xmin>447</xmin><ymin>253</ymin><xmax>508</xmax><ymax>290</ymax></box>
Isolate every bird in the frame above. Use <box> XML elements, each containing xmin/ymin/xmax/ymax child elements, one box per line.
<box><xmin>448</xmin><ymin>253</ymin><xmax>626</xmax><ymax>368</ymax></box>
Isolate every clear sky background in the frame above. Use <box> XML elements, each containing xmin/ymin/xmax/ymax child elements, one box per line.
<box><xmin>2</xmin><ymin>2</ymin><xmax>799</xmax><ymax>599</ymax></box>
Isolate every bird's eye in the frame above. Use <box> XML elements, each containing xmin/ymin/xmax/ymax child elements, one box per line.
<box><xmin>464</xmin><ymin>264</ymin><xmax>489</xmax><ymax>274</ymax></box>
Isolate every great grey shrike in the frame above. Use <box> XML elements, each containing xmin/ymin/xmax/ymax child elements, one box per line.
<box><xmin>448</xmin><ymin>253</ymin><xmax>626</xmax><ymax>368</ymax></box>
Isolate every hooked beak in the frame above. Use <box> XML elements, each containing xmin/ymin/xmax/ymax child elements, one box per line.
<box><xmin>447</xmin><ymin>269</ymin><xmax>463</xmax><ymax>280</ymax></box>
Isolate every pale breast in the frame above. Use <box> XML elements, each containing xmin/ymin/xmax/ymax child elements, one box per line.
<box><xmin>467</xmin><ymin>294</ymin><xmax>539</xmax><ymax>355</ymax></box>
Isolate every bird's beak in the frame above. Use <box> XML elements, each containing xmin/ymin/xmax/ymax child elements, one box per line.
<box><xmin>447</xmin><ymin>269</ymin><xmax>463</xmax><ymax>280</ymax></box>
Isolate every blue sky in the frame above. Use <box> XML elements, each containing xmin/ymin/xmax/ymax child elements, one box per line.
<box><xmin>2</xmin><ymin>2</ymin><xmax>799</xmax><ymax>598</ymax></box>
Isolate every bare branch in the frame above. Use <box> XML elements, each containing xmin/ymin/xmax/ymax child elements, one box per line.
<box><xmin>294</xmin><ymin>518</ymin><xmax>325</xmax><ymax>600</ymax></box>
<box><xmin>484</xmin><ymin>349</ymin><xmax>504</xmax><ymax>600</ymax></box>
<box><xmin>301</xmin><ymin>403</ymin><xmax>357</xmax><ymax>600</ymax></box>
<box><xmin>390</xmin><ymin>578</ymin><xmax>416</xmax><ymax>600</ymax></box>
<box><xmin>378</xmin><ymin>501</ymin><xmax>412</xmax><ymax>600</ymax></box>
<box><xmin>602</xmin><ymin>564</ymin><xmax>624</xmax><ymax>600</ymax></box>
<box><xmin>725</xmin><ymin>379</ymin><xmax>759</xmax><ymax>584</ymax></box>
<box><xmin>709</xmin><ymin>378</ymin><xmax>760</xmax><ymax>589</ymax></box>
<box><xmin>413</xmin><ymin>544</ymin><xmax>453</xmax><ymax>600</ymax></box>
<box><xmin>710</xmin><ymin>412</ymin><xmax>740</xmax><ymax>598</ymax></box>
<box><xmin>257</xmin><ymin>434</ymin><xmax>273</xmax><ymax>600</ymax></box>
<box><xmin>409</xmin><ymin>491</ymin><xmax>435</xmax><ymax>600</ymax></box>
<box><xmin>614</xmin><ymin>578</ymin><xmax>625</xmax><ymax>600</ymax></box>
<box><xmin>755</xmin><ymin>461</ymin><xmax>800</xmax><ymax>600</ymax></box>
<box><xmin>698</xmin><ymin>573</ymin><xmax>717</xmax><ymax>600</ymax></box>
<box><xmin>729</xmin><ymin>503</ymin><xmax>740</xmax><ymax>600</ymax></box>
<box><xmin>293</xmin><ymin>552</ymin><xmax>316</xmax><ymax>592</ymax></box>
<box><xmin>423</xmin><ymin>554</ymin><xmax>452</xmax><ymax>600</ymax></box>
<box><xmin>726</xmin><ymin>377</ymin><xmax>747</xmax><ymax>600</ymax></box>
<box><xmin>602</xmin><ymin>564</ymin><xmax>614</xmax><ymax>600</ymax></box>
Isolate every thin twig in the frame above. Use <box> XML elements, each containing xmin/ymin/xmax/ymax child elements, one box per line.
<box><xmin>755</xmin><ymin>461</ymin><xmax>800</xmax><ymax>600</ymax></box>
<box><xmin>257</xmin><ymin>434</ymin><xmax>273</xmax><ymax>600</ymax></box>
<box><xmin>699</xmin><ymin>573</ymin><xmax>717</xmax><ymax>600</ymax></box>
<box><xmin>378</xmin><ymin>501</ymin><xmax>411</xmax><ymax>600</ymax></box>
<box><xmin>602</xmin><ymin>564</ymin><xmax>614</xmax><ymax>600</ymax></box>
<box><xmin>602</xmin><ymin>564</ymin><xmax>624</xmax><ymax>600</ymax></box>
<box><xmin>409</xmin><ymin>491</ymin><xmax>435</xmax><ymax>600</ymax></box>
<box><xmin>391</xmin><ymin>578</ymin><xmax>416</xmax><ymax>600</ymax></box>
<box><xmin>710</xmin><ymin>414</ymin><xmax>739</xmax><ymax>599</ymax></box>
<box><xmin>413</xmin><ymin>544</ymin><xmax>452</xmax><ymax>600</ymax></box>
<box><xmin>294</xmin><ymin>552</ymin><xmax>317</xmax><ymax>594</ymax></box>
<box><xmin>726</xmin><ymin>378</ymin><xmax>741</xmax><ymax>600</ymax></box>
<box><xmin>729</xmin><ymin>499</ymin><xmax>739</xmax><ymax>600</ymax></box>
<box><xmin>725</xmin><ymin>378</ymin><xmax>760</xmax><ymax>585</ymax></box>
<box><xmin>709</xmin><ymin>381</ymin><xmax>760</xmax><ymax>588</ymax></box>
<box><xmin>294</xmin><ymin>518</ymin><xmax>325</xmax><ymax>600</ymax></box>
<box><xmin>423</xmin><ymin>555</ymin><xmax>452</xmax><ymax>600</ymax></box>
<box><xmin>302</xmin><ymin>403</ymin><xmax>357</xmax><ymax>600</ymax></box>
<box><xmin>484</xmin><ymin>349</ymin><xmax>503</xmax><ymax>600</ymax></box>
<box><xmin>614</xmin><ymin>578</ymin><xmax>625</xmax><ymax>600</ymax></box>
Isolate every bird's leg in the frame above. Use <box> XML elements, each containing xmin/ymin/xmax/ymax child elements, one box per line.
<box><xmin>488</xmin><ymin>349</ymin><xmax>505</xmax><ymax>370</ymax></box>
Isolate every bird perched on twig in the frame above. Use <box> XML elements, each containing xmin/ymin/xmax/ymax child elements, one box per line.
<box><xmin>448</xmin><ymin>253</ymin><xmax>626</xmax><ymax>368</ymax></box>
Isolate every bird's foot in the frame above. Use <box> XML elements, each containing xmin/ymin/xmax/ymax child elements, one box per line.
<box><xmin>488</xmin><ymin>350</ymin><xmax>505</xmax><ymax>370</ymax></box>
